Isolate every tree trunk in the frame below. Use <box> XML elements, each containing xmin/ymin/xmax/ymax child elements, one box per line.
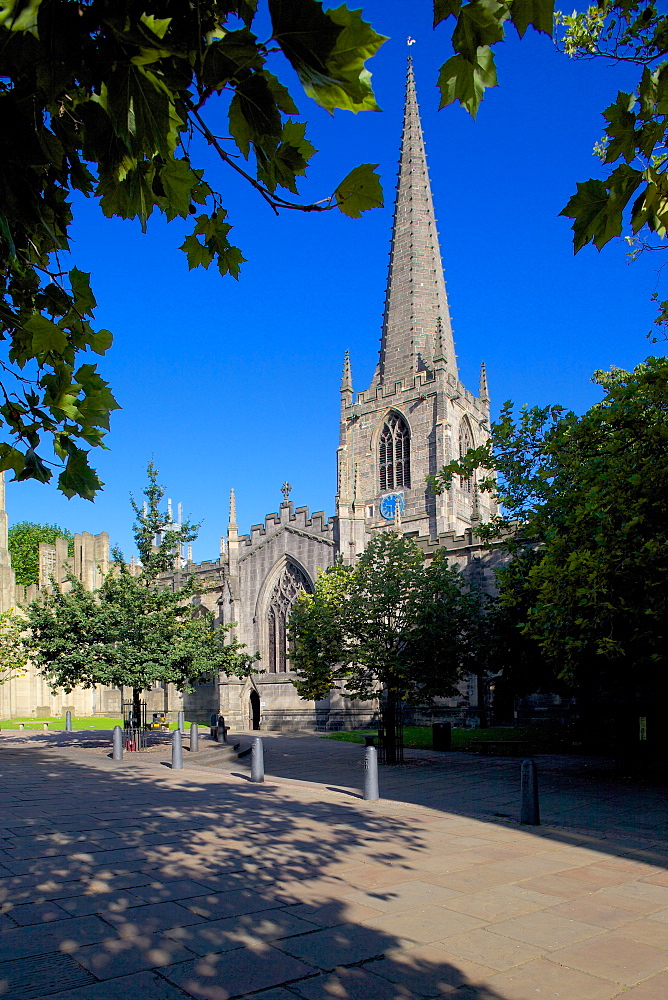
<box><xmin>383</xmin><ymin>689</ymin><xmax>397</xmax><ymax>765</ymax></box>
<box><xmin>476</xmin><ymin>671</ymin><xmax>489</xmax><ymax>729</ymax></box>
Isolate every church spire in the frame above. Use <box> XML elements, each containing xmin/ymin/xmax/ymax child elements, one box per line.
<box><xmin>377</xmin><ymin>55</ymin><xmax>457</xmax><ymax>385</ymax></box>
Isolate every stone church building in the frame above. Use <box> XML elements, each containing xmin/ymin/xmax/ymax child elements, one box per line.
<box><xmin>0</xmin><ymin>59</ymin><xmax>502</xmax><ymax>728</ymax></box>
<box><xmin>186</xmin><ymin>58</ymin><xmax>501</xmax><ymax>731</ymax></box>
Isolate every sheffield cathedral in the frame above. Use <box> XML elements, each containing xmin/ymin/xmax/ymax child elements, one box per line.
<box><xmin>0</xmin><ymin>59</ymin><xmax>504</xmax><ymax>727</ymax></box>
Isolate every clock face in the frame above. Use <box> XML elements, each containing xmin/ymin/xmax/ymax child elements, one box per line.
<box><xmin>380</xmin><ymin>493</ymin><xmax>405</xmax><ymax>519</ymax></box>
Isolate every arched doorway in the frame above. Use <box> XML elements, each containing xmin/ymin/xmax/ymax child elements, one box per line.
<box><xmin>249</xmin><ymin>690</ymin><xmax>261</xmax><ymax>730</ymax></box>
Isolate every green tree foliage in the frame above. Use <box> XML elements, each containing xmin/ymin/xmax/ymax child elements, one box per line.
<box><xmin>433</xmin><ymin>0</ymin><xmax>554</xmax><ymax>119</ymax></box>
<box><xmin>288</xmin><ymin>531</ymin><xmax>484</xmax><ymax>755</ymax></box>
<box><xmin>0</xmin><ymin>0</ymin><xmax>386</xmax><ymax>498</ymax></box>
<box><xmin>429</xmin><ymin>357</ymin><xmax>668</xmax><ymax>733</ymax></box>
<box><xmin>26</xmin><ymin>462</ymin><xmax>258</xmax><ymax>714</ymax></box>
<box><xmin>0</xmin><ymin>606</ymin><xmax>28</xmax><ymax>683</ymax></box>
<box><xmin>8</xmin><ymin>520</ymin><xmax>73</xmax><ymax>586</ymax></box>
<box><xmin>433</xmin><ymin>1</ymin><xmax>668</xmax><ymax>335</ymax></box>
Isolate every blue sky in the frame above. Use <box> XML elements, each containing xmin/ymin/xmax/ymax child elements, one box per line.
<box><xmin>7</xmin><ymin>3</ymin><xmax>667</xmax><ymax>561</ymax></box>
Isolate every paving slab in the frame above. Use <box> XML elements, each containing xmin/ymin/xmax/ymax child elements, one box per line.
<box><xmin>164</xmin><ymin>906</ymin><xmax>320</xmax><ymax>955</ymax></box>
<box><xmin>71</xmin><ymin>933</ymin><xmax>195</xmax><ymax>979</ymax></box>
<box><xmin>275</xmin><ymin>921</ymin><xmax>395</xmax><ymax>970</ymax></box>
<box><xmin>290</xmin><ymin>964</ymin><xmax>421</xmax><ymax>999</ymax></box>
<box><xmin>549</xmin><ymin>932</ymin><xmax>668</xmax><ymax>984</ymax></box>
<box><xmin>0</xmin><ymin>951</ymin><xmax>96</xmax><ymax>1000</ymax></box>
<box><xmin>484</xmin><ymin>957</ymin><xmax>619</xmax><ymax>1000</ymax></box>
<box><xmin>159</xmin><ymin>947</ymin><xmax>316</xmax><ymax>999</ymax></box>
<box><xmin>49</xmin><ymin>969</ymin><xmax>192</xmax><ymax>999</ymax></box>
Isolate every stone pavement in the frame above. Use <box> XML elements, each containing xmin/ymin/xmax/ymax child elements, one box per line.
<box><xmin>0</xmin><ymin>730</ymin><xmax>667</xmax><ymax>1000</ymax></box>
<box><xmin>228</xmin><ymin>732</ymin><xmax>668</xmax><ymax>844</ymax></box>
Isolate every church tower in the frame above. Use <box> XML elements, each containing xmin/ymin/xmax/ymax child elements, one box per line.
<box><xmin>336</xmin><ymin>56</ymin><xmax>496</xmax><ymax>561</ymax></box>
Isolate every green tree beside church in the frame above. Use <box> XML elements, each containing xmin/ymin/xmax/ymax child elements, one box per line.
<box><xmin>8</xmin><ymin>522</ymin><xmax>74</xmax><ymax>587</ymax></box>
<box><xmin>0</xmin><ymin>607</ymin><xmax>29</xmax><ymax>685</ymax></box>
<box><xmin>27</xmin><ymin>463</ymin><xmax>258</xmax><ymax>718</ymax></box>
<box><xmin>431</xmin><ymin>357</ymin><xmax>668</xmax><ymax>748</ymax></box>
<box><xmin>289</xmin><ymin>532</ymin><xmax>485</xmax><ymax>760</ymax></box>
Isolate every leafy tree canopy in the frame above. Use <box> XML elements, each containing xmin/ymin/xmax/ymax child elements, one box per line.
<box><xmin>26</xmin><ymin>462</ymin><xmax>259</xmax><ymax>710</ymax></box>
<box><xmin>0</xmin><ymin>606</ymin><xmax>29</xmax><ymax>683</ymax></box>
<box><xmin>288</xmin><ymin>530</ymin><xmax>484</xmax><ymax>705</ymax></box>
<box><xmin>5</xmin><ymin>0</ymin><xmax>665</xmax><ymax>504</ymax></box>
<box><xmin>0</xmin><ymin>0</ymin><xmax>386</xmax><ymax>499</ymax></box>
<box><xmin>429</xmin><ymin>357</ymin><xmax>668</xmax><ymax>713</ymax></box>
<box><xmin>433</xmin><ymin>0</ymin><xmax>668</xmax><ymax>336</ymax></box>
<box><xmin>8</xmin><ymin>520</ymin><xmax>73</xmax><ymax>586</ymax></box>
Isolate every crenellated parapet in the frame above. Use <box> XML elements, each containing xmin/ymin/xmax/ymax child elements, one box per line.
<box><xmin>235</xmin><ymin>502</ymin><xmax>335</xmax><ymax>554</ymax></box>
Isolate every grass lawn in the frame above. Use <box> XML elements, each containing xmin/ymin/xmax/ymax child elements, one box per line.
<box><xmin>0</xmin><ymin>716</ymin><xmax>197</xmax><ymax>731</ymax></box>
<box><xmin>324</xmin><ymin>725</ymin><xmax>575</xmax><ymax>753</ymax></box>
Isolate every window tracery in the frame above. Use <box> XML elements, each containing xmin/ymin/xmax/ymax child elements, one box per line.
<box><xmin>379</xmin><ymin>414</ymin><xmax>411</xmax><ymax>492</ymax></box>
<box><xmin>267</xmin><ymin>562</ymin><xmax>313</xmax><ymax>673</ymax></box>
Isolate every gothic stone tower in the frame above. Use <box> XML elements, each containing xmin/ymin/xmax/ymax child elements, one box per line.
<box><xmin>336</xmin><ymin>58</ymin><xmax>496</xmax><ymax>562</ymax></box>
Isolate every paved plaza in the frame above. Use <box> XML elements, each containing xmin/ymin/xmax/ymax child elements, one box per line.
<box><xmin>0</xmin><ymin>730</ymin><xmax>667</xmax><ymax>999</ymax></box>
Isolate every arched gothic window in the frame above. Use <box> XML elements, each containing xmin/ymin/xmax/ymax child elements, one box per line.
<box><xmin>267</xmin><ymin>562</ymin><xmax>313</xmax><ymax>673</ymax></box>
<box><xmin>379</xmin><ymin>414</ymin><xmax>411</xmax><ymax>492</ymax></box>
<box><xmin>459</xmin><ymin>418</ymin><xmax>473</xmax><ymax>493</ymax></box>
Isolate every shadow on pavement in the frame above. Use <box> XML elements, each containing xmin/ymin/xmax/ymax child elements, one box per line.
<box><xmin>229</xmin><ymin>732</ymin><xmax>668</xmax><ymax>869</ymax></box>
<box><xmin>0</xmin><ymin>746</ymin><xmax>511</xmax><ymax>1000</ymax></box>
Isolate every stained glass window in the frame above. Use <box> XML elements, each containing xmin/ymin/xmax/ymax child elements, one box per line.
<box><xmin>379</xmin><ymin>414</ymin><xmax>411</xmax><ymax>492</ymax></box>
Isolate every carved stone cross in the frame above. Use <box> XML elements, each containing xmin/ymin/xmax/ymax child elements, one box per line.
<box><xmin>281</xmin><ymin>481</ymin><xmax>292</xmax><ymax>502</ymax></box>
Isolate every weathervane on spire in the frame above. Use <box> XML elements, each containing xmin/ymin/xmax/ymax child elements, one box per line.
<box><xmin>407</xmin><ymin>36</ymin><xmax>416</xmax><ymax>46</ymax></box>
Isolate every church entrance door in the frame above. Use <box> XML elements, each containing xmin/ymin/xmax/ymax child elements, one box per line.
<box><xmin>249</xmin><ymin>690</ymin><xmax>260</xmax><ymax>730</ymax></box>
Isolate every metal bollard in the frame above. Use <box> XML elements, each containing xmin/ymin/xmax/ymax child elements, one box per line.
<box><xmin>178</xmin><ymin>710</ymin><xmax>185</xmax><ymax>733</ymax></box>
<box><xmin>172</xmin><ymin>729</ymin><xmax>184</xmax><ymax>770</ymax></box>
<box><xmin>250</xmin><ymin>737</ymin><xmax>264</xmax><ymax>783</ymax></box>
<box><xmin>65</xmin><ymin>710</ymin><xmax>72</xmax><ymax>732</ymax></box>
<box><xmin>363</xmin><ymin>745</ymin><xmax>379</xmax><ymax>801</ymax></box>
<box><xmin>190</xmin><ymin>722</ymin><xmax>199</xmax><ymax>753</ymax></box>
<box><xmin>112</xmin><ymin>725</ymin><xmax>123</xmax><ymax>761</ymax></box>
<box><xmin>520</xmin><ymin>758</ymin><xmax>540</xmax><ymax>825</ymax></box>
<box><xmin>218</xmin><ymin>717</ymin><xmax>227</xmax><ymax>743</ymax></box>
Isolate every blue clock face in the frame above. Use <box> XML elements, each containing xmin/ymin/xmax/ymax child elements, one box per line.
<box><xmin>380</xmin><ymin>493</ymin><xmax>405</xmax><ymax>519</ymax></box>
